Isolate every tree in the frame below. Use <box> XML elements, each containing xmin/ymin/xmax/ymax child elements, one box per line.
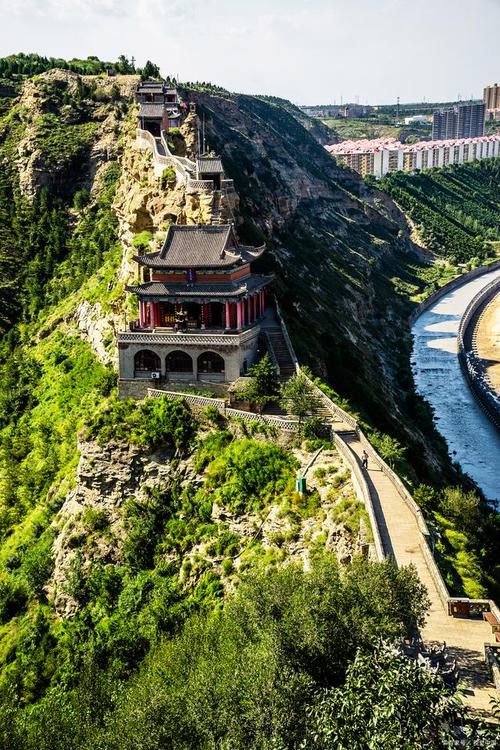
<box><xmin>141</xmin><ymin>61</ymin><xmax>161</xmax><ymax>80</ymax></box>
<box><xmin>280</xmin><ymin>372</ymin><xmax>321</xmax><ymax>428</ymax></box>
<box><xmin>370</xmin><ymin>430</ymin><xmax>406</xmax><ymax>470</ymax></box>
<box><xmin>301</xmin><ymin>642</ymin><xmax>462</xmax><ymax>750</ymax></box>
<box><xmin>239</xmin><ymin>353</ymin><xmax>279</xmax><ymax>412</ymax></box>
<box><xmin>440</xmin><ymin>487</ymin><xmax>482</xmax><ymax>536</ymax></box>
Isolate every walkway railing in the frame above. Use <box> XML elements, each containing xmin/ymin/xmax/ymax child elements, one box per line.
<box><xmin>457</xmin><ymin>275</ymin><xmax>500</xmax><ymax>430</ymax></box>
<box><xmin>147</xmin><ymin>388</ymin><xmax>299</xmax><ymax>431</ymax></box>
<box><xmin>136</xmin><ymin>128</ymin><xmax>196</xmax><ymax>184</ymax></box>
<box><xmin>332</xmin><ymin>431</ymin><xmax>385</xmax><ymax>561</ymax></box>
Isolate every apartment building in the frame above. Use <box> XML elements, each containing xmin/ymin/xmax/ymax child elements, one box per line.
<box><xmin>325</xmin><ymin>135</ymin><xmax>500</xmax><ymax>178</ymax></box>
<box><xmin>432</xmin><ymin>102</ymin><xmax>485</xmax><ymax>140</ymax></box>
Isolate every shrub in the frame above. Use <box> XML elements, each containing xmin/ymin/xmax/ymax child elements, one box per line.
<box><xmin>82</xmin><ymin>508</ymin><xmax>109</xmax><ymax>532</ymax></box>
<box><xmin>160</xmin><ymin>167</ymin><xmax>176</xmax><ymax>188</ymax></box>
<box><xmin>205</xmin><ymin>438</ymin><xmax>298</xmax><ymax>513</ymax></box>
<box><xmin>73</xmin><ymin>188</ymin><xmax>90</xmax><ymax>211</ymax></box>
<box><xmin>139</xmin><ymin>397</ymin><xmax>196</xmax><ymax>452</ymax></box>
<box><xmin>440</xmin><ymin>487</ymin><xmax>481</xmax><ymax>536</ymax></box>
<box><xmin>131</xmin><ymin>231</ymin><xmax>153</xmax><ymax>252</ymax></box>
<box><xmin>194</xmin><ymin>430</ymin><xmax>232</xmax><ymax>472</ymax></box>
<box><xmin>19</xmin><ymin>529</ymin><xmax>56</xmax><ymax>599</ymax></box>
<box><xmin>0</xmin><ymin>575</ymin><xmax>27</xmax><ymax>623</ymax></box>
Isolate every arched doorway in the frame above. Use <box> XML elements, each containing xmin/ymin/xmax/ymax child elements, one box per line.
<box><xmin>134</xmin><ymin>349</ymin><xmax>161</xmax><ymax>377</ymax></box>
<box><xmin>166</xmin><ymin>350</ymin><xmax>193</xmax><ymax>374</ymax></box>
<box><xmin>198</xmin><ymin>351</ymin><xmax>225</xmax><ymax>374</ymax></box>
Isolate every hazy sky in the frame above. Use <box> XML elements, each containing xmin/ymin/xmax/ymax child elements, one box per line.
<box><xmin>0</xmin><ymin>0</ymin><xmax>499</xmax><ymax>104</ymax></box>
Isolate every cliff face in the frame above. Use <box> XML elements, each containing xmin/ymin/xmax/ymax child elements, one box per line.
<box><xmin>183</xmin><ymin>89</ymin><xmax>441</xmax><ymax>475</ymax></box>
<box><xmin>49</xmin><ymin>430</ymin><xmax>368</xmax><ymax>620</ymax></box>
<box><xmin>13</xmin><ymin>70</ymin><xmax>138</xmax><ymax>199</ymax></box>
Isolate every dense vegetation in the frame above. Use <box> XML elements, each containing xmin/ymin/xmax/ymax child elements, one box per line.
<box><xmin>0</xmin><ymin>53</ymin><xmax>160</xmax><ymax>85</ymax></box>
<box><xmin>1</xmin><ymin>555</ymin><xmax>467</xmax><ymax>750</ymax></box>
<box><xmin>0</xmin><ymin>66</ymin><xmax>499</xmax><ymax>747</ymax></box>
<box><xmin>379</xmin><ymin>159</ymin><xmax>500</xmax><ymax>262</ymax></box>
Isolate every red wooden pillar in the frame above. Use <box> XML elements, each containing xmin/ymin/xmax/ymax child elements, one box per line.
<box><xmin>139</xmin><ymin>301</ymin><xmax>144</xmax><ymax>327</ymax></box>
<box><xmin>201</xmin><ymin>303</ymin><xmax>209</xmax><ymax>328</ymax></box>
<box><xmin>252</xmin><ymin>294</ymin><xmax>257</xmax><ymax>321</ymax></box>
<box><xmin>225</xmin><ymin>302</ymin><xmax>231</xmax><ymax>329</ymax></box>
<box><xmin>236</xmin><ymin>300</ymin><xmax>243</xmax><ymax>329</ymax></box>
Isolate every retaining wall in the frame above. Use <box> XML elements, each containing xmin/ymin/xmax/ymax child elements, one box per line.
<box><xmin>457</xmin><ymin>275</ymin><xmax>500</xmax><ymax>430</ymax></box>
<box><xmin>408</xmin><ymin>259</ymin><xmax>500</xmax><ymax>325</ymax></box>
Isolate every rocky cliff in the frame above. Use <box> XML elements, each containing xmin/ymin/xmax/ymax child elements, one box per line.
<box><xmin>180</xmin><ymin>89</ymin><xmax>445</xmax><ymax>479</ymax></box>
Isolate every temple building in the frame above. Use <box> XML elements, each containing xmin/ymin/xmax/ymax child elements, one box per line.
<box><xmin>195</xmin><ymin>156</ymin><xmax>225</xmax><ymax>190</ymax></box>
<box><xmin>118</xmin><ymin>224</ymin><xmax>272</xmax><ymax>396</ymax></box>
<box><xmin>135</xmin><ymin>80</ymin><xmax>181</xmax><ymax>136</ymax></box>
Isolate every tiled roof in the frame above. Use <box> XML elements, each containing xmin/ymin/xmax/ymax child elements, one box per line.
<box><xmin>126</xmin><ymin>274</ymin><xmax>272</xmax><ymax>300</ymax></box>
<box><xmin>137</xmin><ymin>81</ymin><xmax>165</xmax><ymax>91</ymax></box>
<box><xmin>133</xmin><ymin>225</ymin><xmax>265</xmax><ymax>269</ymax></box>
<box><xmin>196</xmin><ymin>156</ymin><xmax>224</xmax><ymax>174</ymax></box>
<box><xmin>138</xmin><ymin>103</ymin><xmax>165</xmax><ymax>118</ymax></box>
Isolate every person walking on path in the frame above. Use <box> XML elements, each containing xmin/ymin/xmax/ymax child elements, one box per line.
<box><xmin>361</xmin><ymin>450</ymin><xmax>368</xmax><ymax>470</ymax></box>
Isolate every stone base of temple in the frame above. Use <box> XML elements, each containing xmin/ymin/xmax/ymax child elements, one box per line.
<box><xmin>118</xmin><ymin>378</ymin><xmax>229</xmax><ymax>400</ymax></box>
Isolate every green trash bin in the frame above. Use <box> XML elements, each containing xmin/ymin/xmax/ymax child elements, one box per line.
<box><xmin>296</xmin><ymin>476</ymin><xmax>306</xmax><ymax>495</ymax></box>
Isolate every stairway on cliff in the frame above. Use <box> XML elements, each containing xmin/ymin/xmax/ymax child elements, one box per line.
<box><xmin>260</xmin><ymin>310</ymin><xmax>297</xmax><ymax>380</ymax></box>
<box><xmin>210</xmin><ymin>190</ymin><xmax>225</xmax><ymax>225</ymax></box>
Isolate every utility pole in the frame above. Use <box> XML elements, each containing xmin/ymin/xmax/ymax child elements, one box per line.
<box><xmin>131</xmin><ymin>55</ymin><xmax>136</xmax><ymax>71</ymax></box>
<box><xmin>396</xmin><ymin>96</ymin><xmax>400</xmax><ymax>122</ymax></box>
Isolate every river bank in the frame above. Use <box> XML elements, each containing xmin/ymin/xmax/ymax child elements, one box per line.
<box><xmin>411</xmin><ymin>267</ymin><xmax>500</xmax><ymax>506</ymax></box>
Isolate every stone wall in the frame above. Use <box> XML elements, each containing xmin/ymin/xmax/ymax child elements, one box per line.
<box><xmin>118</xmin><ymin>327</ymin><xmax>260</xmax><ymax>397</ymax></box>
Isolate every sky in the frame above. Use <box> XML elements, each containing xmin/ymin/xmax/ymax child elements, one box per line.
<box><xmin>0</xmin><ymin>0</ymin><xmax>499</xmax><ymax>105</ymax></box>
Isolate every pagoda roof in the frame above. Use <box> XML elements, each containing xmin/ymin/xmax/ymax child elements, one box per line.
<box><xmin>137</xmin><ymin>80</ymin><xmax>165</xmax><ymax>91</ymax></box>
<box><xmin>138</xmin><ymin>103</ymin><xmax>166</xmax><ymax>118</ymax></box>
<box><xmin>133</xmin><ymin>225</ymin><xmax>265</xmax><ymax>270</ymax></box>
<box><xmin>196</xmin><ymin>155</ymin><xmax>224</xmax><ymax>174</ymax></box>
<box><xmin>126</xmin><ymin>274</ymin><xmax>272</xmax><ymax>302</ymax></box>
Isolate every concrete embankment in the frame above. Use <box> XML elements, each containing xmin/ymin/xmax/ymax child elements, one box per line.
<box><xmin>411</xmin><ymin>265</ymin><xmax>500</xmax><ymax>505</ymax></box>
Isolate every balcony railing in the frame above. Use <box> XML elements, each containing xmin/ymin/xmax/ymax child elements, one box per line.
<box><xmin>119</xmin><ymin>325</ymin><xmax>259</xmax><ymax>347</ymax></box>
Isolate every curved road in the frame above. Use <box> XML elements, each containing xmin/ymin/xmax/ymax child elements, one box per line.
<box><xmin>411</xmin><ymin>268</ymin><xmax>500</xmax><ymax>506</ymax></box>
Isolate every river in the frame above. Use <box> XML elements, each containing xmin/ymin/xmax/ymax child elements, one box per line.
<box><xmin>411</xmin><ymin>268</ymin><xmax>500</xmax><ymax>506</ymax></box>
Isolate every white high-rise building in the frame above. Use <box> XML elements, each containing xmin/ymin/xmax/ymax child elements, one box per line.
<box><xmin>325</xmin><ymin>135</ymin><xmax>500</xmax><ymax>178</ymax></box>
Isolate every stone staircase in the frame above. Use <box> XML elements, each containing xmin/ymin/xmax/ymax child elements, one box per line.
<box><xmin>210</xmin><ymin>190</ymin><xmax>225</xmax><ymax>225</ymax></box>
<box><xmin>263</xmin><ymin>325</ymin><xmax>297</xmax><ymax>379</ymax></box>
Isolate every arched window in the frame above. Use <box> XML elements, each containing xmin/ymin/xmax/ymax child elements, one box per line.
<box><xmin>166</xmin><ymin>350</ymin><xmax>193</xmax><ymax>373</ymax></box>
<box><xmin>198</xmin><ymin>351</ymin><xmax>225</xmax><ymax>374</ymax></box>
<box><xmin>134</xmin><ymin>349</ymin><xmax>161</xmax><ymax>374</ymax></box>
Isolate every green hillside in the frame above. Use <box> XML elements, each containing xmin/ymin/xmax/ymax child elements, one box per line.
<box><xmin>379</xmin><ymin>159</ymin><xmax>500</xmax><ymax>262</ymax></box>
<box><xmin>0</xmin><ymin>66</ymin><xmax>499</xmax><ymax>747</ymax></box>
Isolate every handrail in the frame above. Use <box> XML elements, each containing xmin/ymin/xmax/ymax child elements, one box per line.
<box><xmin>275</xmin><ymin>300</ymin><xmax>299</xmax><ymax>371</ymax></box>
<box><xmin>457</xmin><ymin>274</ymin><xmax>500</xmax><ymax>430</ymax></box>
<box><xmin>332</xmin><ymin>431</ymin><xmax>385</xmax><ymax>562</ymax></box>
<box><xmin>458</xmin><ymin>274</ymin><xmax>500</xmax><ymax>350</ymax></box>
<box><xmin>147</xmin><ymin>388</ymin><xmax>299</xmax><ymax>431</ymax></box>
<box><xmin>408</xmin><ymin>259</ymin><xmax>500</xmax><ymax>325</ymax></box>
<box><xmin>262</xmin><ymin>331</ymin><xmax>281</xmax><ymax>376</ymax></box>
<box><xmin>274</xmin><ymin>298</ymin><xmax>453</xmax><ymax>605</ymax></box>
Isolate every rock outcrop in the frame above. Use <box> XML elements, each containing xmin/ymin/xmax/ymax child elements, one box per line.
<box><xmin>50</xmin><ymin>438</ymin><xmax>172</xmax><ymax>617</ymax></box>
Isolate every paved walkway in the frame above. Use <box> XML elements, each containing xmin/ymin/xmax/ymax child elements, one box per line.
<box><xmin>341</xmin><ymin>431</ymin><xmax>497</xmax><ymax>718</ymax></box>
<box><xmin>473</xmin><ymin>290</ymin><xmax>500</xmax><ymax>396</ymax></box>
